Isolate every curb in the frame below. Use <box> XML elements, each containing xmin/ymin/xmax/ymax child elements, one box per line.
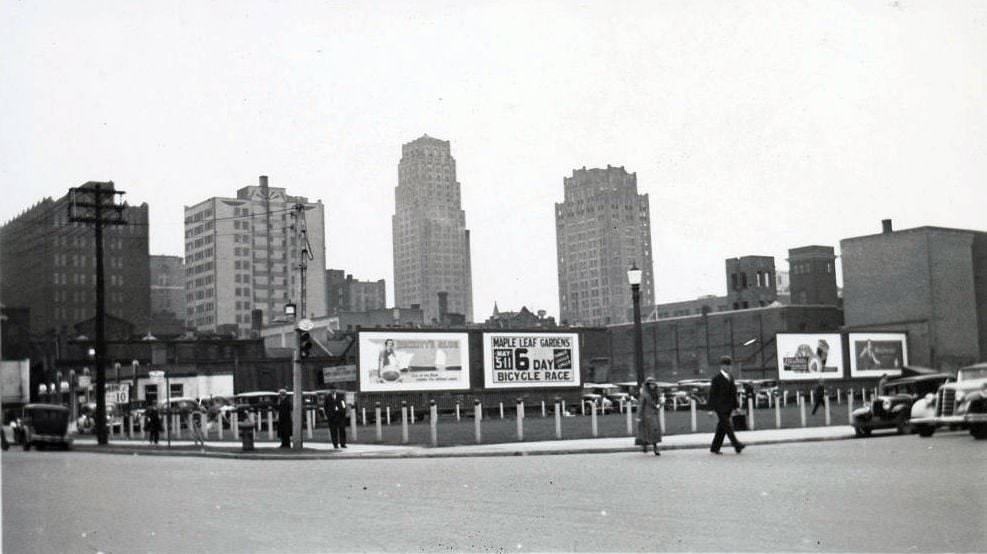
<box><xmin>68</xmin><ymin>431</ymin><xmax>859</xmax><ymax>461</ymax></box>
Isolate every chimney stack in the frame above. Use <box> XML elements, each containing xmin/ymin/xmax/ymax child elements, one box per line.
<box><xmin>881</xmin><ymin>219</ymin><xmax>893</xmax><ymax>234</ymax></box>
<box><xmin>259</xmin><ymin>175</ymin><xmax>269</xmax><ymax>188</ymax></box>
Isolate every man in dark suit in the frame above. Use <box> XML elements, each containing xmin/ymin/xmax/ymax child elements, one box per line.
<box><xmin>708</xmin><ymin>355</ymin><xmax>746</xmax><ymax>454</ymax></box>
<box><xmin>276</xmin><ymin>389</ymin><xmax>292</xmax><ymax>449</ymax></box>
<box><xmin>324</xmin><ymin>391</ymin><xmax>348</xmax><ymax>449</ymax></box>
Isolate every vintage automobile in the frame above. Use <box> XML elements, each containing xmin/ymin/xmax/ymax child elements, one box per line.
<box><xmin>20</xmin><ymin>403</ymin><xmax>73</xmax><ymax>450</ymax></box>
<box><xmin>911</xmin><ymin>363</ymin><xmax>987</xmax><ymax>438</ymax></box>
<box><xmin>851</xmin><ymin>373</ymin><xmax>951</xmax><ymax>437</ymax></box>
<box><xmin>77</xmin><ymin>401</ymin><xmax>124</xmax><ymax>434</ymax></box>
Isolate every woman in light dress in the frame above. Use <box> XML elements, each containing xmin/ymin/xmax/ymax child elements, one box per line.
<box><xmin>377</xmin><ymin>339</ymin><xmax>400</xmax><ymax>382</ymax></box>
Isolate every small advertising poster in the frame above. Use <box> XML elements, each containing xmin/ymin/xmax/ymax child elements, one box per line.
<box><xmin>483</xmin><ymin>333</ymin><xmax>581</xmax><ymax>389</ymax></box>
<box><xmin>848</xmin><ymin>333</ymin><xmax>907</xmax><ymax>378</ymax></box>
<box><xmin>322</xmin><ymin>364</ymin><xmax>358</xmax><ymax>384</ymax></box>
<box><xmin>776</xmin><ymin>333</ymin><xmax>844</xmax><ymax>381</ymax></box>
<box><xmin>358</xmin><ymin>332</ymin><xmax>470</xmax><ymax>392</ymax></box>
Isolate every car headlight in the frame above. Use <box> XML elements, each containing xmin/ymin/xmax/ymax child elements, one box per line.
<box><xmin>956</xmin><ymin>391</ymin><xmax>966</xmax><ymax>402</ymax></box>
<box><xmin>882</xmin><ymin>399</ymin><xmax>891</xmax><ymax>411</ymax></box>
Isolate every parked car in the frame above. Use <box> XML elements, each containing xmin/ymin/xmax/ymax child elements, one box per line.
<box><xmin>911</xmin><ymin>363</ymin><xmax>987</xmax><ymax>438</ymax></box>
<box><xmin>20</xmin><ymin>403</ymin><xmax>73</xmax><ymax>450</ymax></box>
<box><xmin>851</xmin><ymin>373</ymin><xmax>951</xmax><ymax>437</ymax></box>
<box><xmin>77</xmin><ymin>402</ymin><xmax>124</xmax><ymax>434</ymax></box>
<box><xmin>581</xmin><ymin>393</ymin><xmax>613</xmax><ymax>413</ymax></box>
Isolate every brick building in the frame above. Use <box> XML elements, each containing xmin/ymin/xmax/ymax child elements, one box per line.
<box><xmin>325</xmin><ymin>269</ymin><xmax>386</xmax><ymax>314</ymax></box>
<box><xmin>788</xmin><ymin>246</ymin><xmax>839</xmax><ymax>306</ymax></box>
<box><xmin>841</xmin><ymin>220</ymin><xmax>987</xmax><ymax>371</ymax></box>
<box><xmin>0</xmin><ymin>183</ymin><xmax>151</xmax><ymax>338</ymax></box>
<box><xmin>149</xmin><ymin>255</ymin><xmax>186</xmax><ymax>336</ymax></box>
<box><xmin>725</xmin><ymin>255</ymin><xmax>777</xmax><ymax>310</ymax></box>
<box><xmin>608</xmin><ymin>304</ymin><xmax>844</xmax><ymax>382</ymax></box>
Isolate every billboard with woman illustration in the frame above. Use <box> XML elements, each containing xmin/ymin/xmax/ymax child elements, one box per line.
<box><xmin>358</xmin><ymin>332</ymin><xmax>470</xmax><ymax>392</ymax></box>
<box><xmin>776</xmin><ymin>333</ymin><xmax>844</xmax><ymax>381</ymax></box>
<box><xmin>848</xmin><ymin>333</ymin><xmax>907</xmax><ymax>378</ymax></box>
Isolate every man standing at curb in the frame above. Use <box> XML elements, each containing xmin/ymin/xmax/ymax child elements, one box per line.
<box><xmin>277</xmin><ymin>389</ymin><xmax>293</xmax><ymax>449</ymax></box>
<box><xmin>709</xmin><ymin>355</ymin><xmax>745</xmax><ymax>455</ymax></box>
<box><xmin>325</xmin><ymin>391</ymin><xmax>348</xmax><ymax>449</ymax></box>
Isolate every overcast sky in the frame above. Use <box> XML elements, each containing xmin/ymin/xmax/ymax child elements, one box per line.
<box><xmin>2</xmin><ymin>1</ymin><xmax>985</xmax><ymax>319</ymax></box>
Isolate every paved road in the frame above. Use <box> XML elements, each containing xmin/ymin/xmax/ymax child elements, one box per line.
<box><xmin>3</xmin><ymin>432</ymin><xmax>984</xmax><ymax>552</ymax></box>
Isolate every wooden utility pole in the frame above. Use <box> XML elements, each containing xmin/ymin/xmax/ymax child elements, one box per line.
<box><xmin>68</xmin><ymin>182</ymin><xmax>127</xmax><ymax>446</ymax></box>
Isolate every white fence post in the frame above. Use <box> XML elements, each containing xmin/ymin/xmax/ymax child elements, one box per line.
<box><xmin>350</xmin><ymin>405</ymin><xmax>358</xmax><ymax>441</ymax></box>
<box><xmin>825</xmin><ymin>395</ymin><xmax>832</xmax><ymax>426</ymax></box>
<box><xmin>627</xmin><ymin>402</ymin><xmax>635</xmax><ymax>436</ymax></box>
<box><xmin>690</xmin><ymin>398</ymin><xmax>697</xmax><ymax>433</ymax></box>
<box><xmin>386</xmin><ymin>406</ymin><xmax>391</xmax><ymax>426</ymax></box>
<box><xmin>590</xmin><ymin>401</ymin><xmax>598</xmax><ymax>438</ymax></box>
<box><xmin>266</xmin><ymin>410</ymin><xmax>274</xmax><ymax>440</ymax></box>
<box><xmin>429</xmin><ymin>400</ymin><xmax>438</xmax><ymax>447</ymax></box>
<box><xmin>516</xmin><ymin>399</ymin><xmax>524</xmax><ymax>441</ymax></box>
<box><xmin>499</xmin><ymin>402</ymin><xmax>504</xmax><ymax>420</ymax></box>
<box><xmin>747</xmin><ymin>397</ymin><xmax>755</xmax><ymax>431</ymax></box>
<box><xmin>410</xmin><ymin>405</ymin><xmax>416</xmax><ymax>424</ymax></box>
<box><xmin>775</xmin><ymin>396</ymin><xmax>781</xmax><ymax>429</ymax></box>
<box><xmin>361</xmin><ymin>406</ymin><xmax>366</xmax><ymax>426</ymax></box>
<box><xmin>799</xmin><ymin>395</ymin><xmax>807</xmax><ymax>427</ymax></box>
<box><xmin>474</xmin><ymin>399</ymin><xmax>482</xmax><ymax>444</ymax></box>
<box><xmin>375</xmin><ymin>403</ymin><xmax>382</xmax><ymax>442</ymax></box>
<box><xmin>401</xmin><ymin>401</ymin><xmax>409</xmax><ymax>444</ymax></box>
<box><xmin>541</xmin><ymin>400</ymin><xmax>546</xmax><ymax>418</ymax></box>
<box><xmin>659</xmin><ymin>403</ymin><xmax>666</xmax><ymax>434</ymax></box>
<box><xmin>455</xmin><ymin>401</ymin><xmax>461</xmax><ymax>422</ymax></box>
<box><xmin>554</xmin><ymin>399</ymin><xmax>562</xmax><ymax>439</ymax></box>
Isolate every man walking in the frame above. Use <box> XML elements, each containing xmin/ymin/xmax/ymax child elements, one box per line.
<box><xmin>811</xmin><ymin>380</ymin><xmax>826</xmax><ymax>415</ymax></box>
<box><xmin>324</xmin><ymin>390</ymin><xmax>348</xmax><ymax>449</ymax></box>
<box><xmin>276</xmin><ymin>389</ymin><xmax>292</xmax><ymax>449</ymax></box>
<box><xmin>709</xmin><ymin>355</ymin><xmax>745</xmax><ymax>455</ymax></box>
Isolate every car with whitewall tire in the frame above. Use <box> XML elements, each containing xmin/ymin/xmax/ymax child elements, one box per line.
<box><xmin>910</xmin><ymin>363</ymin><xmax>987</xmax><ymax>439</ymax></box>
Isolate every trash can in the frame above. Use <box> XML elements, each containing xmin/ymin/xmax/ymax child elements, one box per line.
<box><xmin>238</xmin><ymin>416</ymin><xmax>255</xmax><ymax>451</ymax></box>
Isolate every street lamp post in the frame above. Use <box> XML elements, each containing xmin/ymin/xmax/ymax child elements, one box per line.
<box><xmin>628</xmin><ymin>264</ymin><xmax>645</xmax><ymax>444</ymax></box>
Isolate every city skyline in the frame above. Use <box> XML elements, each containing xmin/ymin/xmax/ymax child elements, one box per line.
<box><xmin>2</xmin><ymin>2</ymin><xmax>985</xmax><ymax>320</ymax></box>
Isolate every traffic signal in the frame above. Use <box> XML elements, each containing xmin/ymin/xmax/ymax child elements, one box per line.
<box><xmin>299</xmin><ymin>331</ymin><xmax>313</xmax><ymax>359</ymax></box>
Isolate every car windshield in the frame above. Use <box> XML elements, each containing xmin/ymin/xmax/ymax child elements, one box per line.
<box><xmin>958</xmin><ymin>368</ymin><xmax>987</xmax><ymax>381</ymax></box>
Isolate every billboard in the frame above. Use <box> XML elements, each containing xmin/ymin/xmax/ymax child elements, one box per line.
<box><xmin>483</xmin><ymin>332</ymin><xmax>581</xmax><ymax>389</ymax></box>
<box><xmin>776</xmin><ymin>334</ymin><xmax>844</xmax><ymax>381</ymax></box>
<box><xmin>358</xmin><ymin>332</ymin><xmax>470</xmax><ymax>392</ymax></box>
<box><xmin>0</xmin><ymin>359</ymin><xmax>31</xmax><ymax>403</ymax></box>
<box><xmin>848</xmin><ymin>333</ymin><xmax>907</xmax><ymax>378</ymax></box>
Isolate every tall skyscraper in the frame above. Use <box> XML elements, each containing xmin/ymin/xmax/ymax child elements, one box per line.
<box><xmin>556</xmin><ymin>165</ymin><xmax>655</xmax><ymax>326</ymax></box>
<box><xmin>184</xmin><ymin>176</ymin><xmax>327</xmax><ymax>335</ymax></box>
<box><xmin>392</xmin><ymin>135</ymin><xmax>473</xmax><ymax>324</ymax></box>
<box><xmin>0</xmin><ymin>183</ymin><xmax>150</xmax><ymax>336</ymax></box>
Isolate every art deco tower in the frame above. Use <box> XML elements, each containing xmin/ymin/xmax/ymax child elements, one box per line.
<box><xmin>556</xmin><ymin>165</ymin><xmax>655</xmax><ymax>326</ymax></box>
<box><xmin>392</xmin><ymin>135</ymin><xmax>473</xmax><ymax>324</ymax></box>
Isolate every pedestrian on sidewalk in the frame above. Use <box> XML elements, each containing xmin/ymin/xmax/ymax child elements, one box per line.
<box><xmin>639</xmin><ymin>377</ymin><xmax>662</xmax><ymax>456</ymax></box>
<box><xmin>709</xmin><ymin>356</ymin><xmax>745</xmax><ymax>455</ymax></box>
<box><xmin>811</xmin><ymin>380</ymin><xmax>826</xmax><ymax>415</ymax></box>
<box><xmin>145</xmin><ymin>405</ymin><xmax>161</xmax><ymax>445</ymax></box>
<box><xmin>189</xmin><ymin>407</ymin><xmax>207</xmax><ymax>448</ymax></box>
<box><xmin>276</xmin><ymin>389</ymin><xmax>292</xmax><ymax>449</ymax></box>
<box><xmin>324</xmin><ymin>391</ymin><xmax>348</xmax><ymax>449</ymax></box>
<box><xmin>877</xmin><ymin>373</ymin><xmax>889</xmax><ymax>396</ymax></box>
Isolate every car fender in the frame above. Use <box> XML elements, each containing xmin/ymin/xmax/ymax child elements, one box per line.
<box><xmin>852</xmin><ymin>407</ymin><xmax>871</xmax><ymax>421</ymax></box>
<box><xmin>911</xmin><ymin>397</ymin><xmax>935</xmax><ymax>420</ymax></box>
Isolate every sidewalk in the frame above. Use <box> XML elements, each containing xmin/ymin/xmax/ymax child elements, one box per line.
<box><xmin>70</xmin><ymin>425</ymin><xmax>857</xmax><ymax>460</ymax></box>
